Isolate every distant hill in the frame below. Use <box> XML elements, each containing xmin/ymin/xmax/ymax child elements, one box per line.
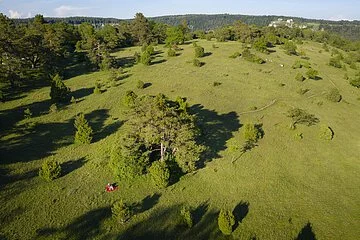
<box><xmin>13</xmin><ymin>14</ymin><xmax>360</xmax><ymax>40</ymax></box>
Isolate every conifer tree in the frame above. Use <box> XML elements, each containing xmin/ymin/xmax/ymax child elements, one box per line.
<box><xmin>74</xmin><ymin>113</ymin><xmax>93</xmax><ymax>144</ymax></box>
<box><xmin>50</xmin><ymin>74</ymin><xmax>70</xmax><ymax>103</ymax></box>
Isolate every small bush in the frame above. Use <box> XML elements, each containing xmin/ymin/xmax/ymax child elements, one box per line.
<box><xmin>213</xmin><ymin>81</ymin><xmax>222</xmax><ymax>87</ymax></box>
<box><xmin>134</xmin><ymin>52</ymin><xmax>141</xmax><ymax>64</ymax></box>
<box><xmin>123</xmin><ymin>90</ymin><xmax>138</xmax><ymax>107</ymax></box>
<box><xmin>74</xmin><ymin>113</ymin><xmax>93</xmax><ymax>144</ymax></box>
<box><xmin>146</xmin><ymin>45</ymin><xmax>155</xmax><ymax>55</ymax></box>
<box><xmin>49</xmin><ymin>104</ymin><xmax>58</xmax><ymax>113</ymax></box>
<box><xmin>195</xmin><ymin>46</ymin><xmax>205</xmax><ymax>58</ymax></box>
<box><xmin>350</xmin><ymin>76</ymin><xmax>360</xmax><ymax>88</ymax></box>
<box><xmin>112</xmin><ymin>200</ymin><xmax>132</xmax><ymax>223</ymax></box>
<box><xmin>329</xmin><ymin>57</ymin><xmax>342</xmax><ymax>68</ymax></box>
<box><xmin>193</xmin><ymin>58</ymin><xmax>203</xmax><ymax>67</ymax></box>
<box><xmin>287</xmin><ymin>108</ymin><xmax>319</xmax><ymax>128</ymax></box>
<box><xmin>319</xmin><ymin>125</ymin><xmax>334</xmax><ymax>140</ymax></box>
<box><xmin>167</xmin><ymin>48</ymin><xmax>176</xmax><ymax>57</ymax></box>
<box><xmin>282</xmin><ymin>40</ymin><xmax>297</xmax><ymax>55</ymax></box>
<box><xmin>229</xmin><ymin>52</ymin><xmax>241</xmax><ymax>59</ymax></box>
<box><xmin>180</xmin><ymin>206</ymin><xmax>193</xmax><ymax>228</ymax></box>
<box><xmin>24</xmin><ymin>108</ymin><xmax>32</xmax><ymax>119</ymax></box>
<box><xmin>141</xmin><ymin>51</ymin><xmax>151</xmax><ymax>65</ymax></box>
<box><xmin>294</xmin><ymin>132</ymin><xmax>303</xmax><ymax>140</ymax></box>
<box><xmin>94</xmin><ymin>83</ymin><xmax>102</xmax><ymax>94</ymax></box>
<box><xmin>218</xmin><ymin>209</ymin><xmax>235</xmax><ymax>235</ymax></box>
<box><xmin>306</xmin><ymin>68</ymin><xmax>319</xmax><ymax>79</ymax></box>
<box><xmin>242</xmin><ymin>49</ymin><xmax>265</xmax><ymax>64</ymax></box>
<box><xmin>292</xmin><ymin>60</ymin><xmax>311</xmax><ymax>69</ymax></box>
<box><xmin>326</xmin><ymin>88</ymin><xmax>342</xmax><ymax>102</ymax></box>
<box><xmin>192</xmin><ymin>42</ymin><xmax>198</xmax><ymax>47</ymax></box>
<box><xmin>295</xmin><ymin>73</ymin><xmax>305</xmax><ymax>82</ymax></box>
<box><xmin>136</xmin><ymin>80</ymin><xmax>145</xmax><ymax>89</ymax></box>
<box><xmin>243</xmin><ymin>123</ymin><xmax>263</xmax><ymax>142</ymax></box>
<box><xmin>70</xmin><ymin>96</ymin><xmax>77</xmax><ymax>104</ymax></box>
<box><xmin>212</xmin><ymin>44</ymin><xmax>217</xmax><ymax>49</ymax></box>
<box><xmin>349</xmin><ymin>62</ymin><xmax>357</xmax><ymax>70</ymax></box>
<box><xmin>148</xmin><ymin>161</ymin><xmax>170</xmax><ymax>189</ymax></box>
<box><xmin>39</xmin><ymin>158</ymin><xmax>61</xmax><ymax>181</ymax></box>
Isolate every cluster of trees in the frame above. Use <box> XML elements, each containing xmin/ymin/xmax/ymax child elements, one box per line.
<box><xmin>0</xmin><ymin>14</ymin><xmax>78</xmax><ymax>90</ymax></box>
<box><xmin>110</xmin><ymin>93</ymin><xmax>206</xmax><ymax>185</ymax></box>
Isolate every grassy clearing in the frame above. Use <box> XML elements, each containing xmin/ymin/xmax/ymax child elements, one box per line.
<box><xmin>1</xmin><ymin>39</ymin><xmax>359</xmax><ymax>240</ymax></box>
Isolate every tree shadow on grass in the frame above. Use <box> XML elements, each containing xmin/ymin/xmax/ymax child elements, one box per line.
<box><xmin>151</xmin><ymin>59</ymin><xmax>167</xmax><ymax>65</ymax></box>
<box><xmin>36</xmin><ymin>207</ymin><xmax>111</xmax><ymax>240</ymax></box>
<box><xmin>118</xmin><ymin>205</ymin><xmax>222</xmax><ymax>240</ymax></box>
<box><xmin>114</xmin><ymin>56</ymin><xmax>136</xmax><ymax>68</ymax></box>
<box><xmin>0</xmin><ymin>109</ymin><xmax>121</xmax><ymax>166</ymax></box>
<box><xmin>189</xmin><ymin>104</ymin><xmax>241</xmax><ymax>167</ymax></box>
<box><xmin>61</xmin><ymin>157</ymin><xmax>87</xmax><ymax>177</ymax></box>
<box><xmin>232</xmin><ymin>201</ymin><xmax>249</xmax><ymax>230</ymax></box>
<box><xmin>132</xmin><ymin>193</ymin><xmax>161</xmax><ymax>214</ymax></box>
<box><xmin>295</xmin><ymin>222</ymin><xmax>317</xmax><ymax>240</ymax></box>
<box><xmin>193</xmin><ymin>201</ymin><xmax>209</xmax><ymax>225</ymax></box>
<box><xmin>85</xmin><ymin>109</ymin><xmax>123</xmax><ymax>143</ymax></box>
<box><xmin>71</xmin><ymin>87</ymin><xmax>95</xmax><ymax>99</ymax></box>
<box><xmin>203</xmin><ymin>52</ymin><xmax>213</xmax><ymax>57</ymax></box>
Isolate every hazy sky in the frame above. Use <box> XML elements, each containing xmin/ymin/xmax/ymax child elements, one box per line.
<box><xmin>1</xmin><ymin>0</ymin><xmax>359</xmax><ymax>20</ymax></box>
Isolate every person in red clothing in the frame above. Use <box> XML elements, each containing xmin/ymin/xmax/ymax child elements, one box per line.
<box><xmin>106</xmin><ymin>183</ymin><xmax>117</xmax><ymax>192</ymax></box>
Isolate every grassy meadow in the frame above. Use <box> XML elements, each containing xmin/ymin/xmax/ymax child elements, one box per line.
<box><xmin>1</xmin><ymin>39</ymin><xmax>360</xmax><ymax>240</ymax></box>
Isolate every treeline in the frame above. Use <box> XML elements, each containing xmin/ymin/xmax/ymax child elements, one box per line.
<box><xmin>1</xmin><ymin>12</ymin><xmax>360</xmax><ymax>101</ymax></box>
<box><xmin>13</xmin><ymin>14</ymin><xmax>360</xmax><ymax>40</ymax></box>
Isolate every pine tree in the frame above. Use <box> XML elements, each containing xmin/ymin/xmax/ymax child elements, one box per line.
<box><xmin>39</xmin><ymin>158</ymin><xmax>61</xmax><ymax>181</ymax></box>
<box><xmin>218</xmin><ymin>209</ymin><xmax>235</xmax><ymax>235</ymax></box>
<box><xmin>50</xmin><ymin>74</ymin><xmax>70</xmax><ymax>103</ymax></box>
<box><xmin>74</xmin><ymin>113</ymin><xmax>93</xmax><ymax>144</ymax></box>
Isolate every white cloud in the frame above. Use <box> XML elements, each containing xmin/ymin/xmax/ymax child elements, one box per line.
<box><xmin>9</xmin><ymin>10</ymin><xmax>22</xmax><ymax>19</ymax></box>
<box><xmin>54</xmin><ymin>5</ymin><xmax>90</xmax><ymax>17</ymax></box>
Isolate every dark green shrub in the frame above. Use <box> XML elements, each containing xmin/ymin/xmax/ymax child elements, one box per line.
<box><xmin>295</xmin><ymin>73</ymin><xmax>305</xmax><ymax>82</ymax></box>
<box><xmin>350</xmin><ymin>76</ymin><xmax>360</xmax><ymax>88</ymax></box>
<box><xmin>319</xmin><ymin>125</ymin><xmax>334</xmax><ymax>140</ymax></box>
<box><xmin>134</xmin><ymin>52</ymin><xmax>141</xmax><ymax>64</ymax></box>
<box><xmin>123</xmin><ymin>90</ymin><xmax>138</xmax><ymax>107</ymax></box>
<box><xmin>253</xmin><ymin>37</ymin><xmax>269</xmax><ymax>53</ymax></box>
<box><xmin>326</xmin><ymin>88</ymin><xmax>342</xmax><ymax>102</ymax></box>
<box><xmin>74</xmin><ymin>113</ymin><xmax>93</xmax><ymax>144</ymax></box>
<box><xmin>306</xmin><ymin>68</ymin><xmax>319</xmax><ymax>79</ymax></box>
<box><xmin>94</xmin><ymin>82</ymin><xmax>102</xmax><ymax>94</ymax></box>
<box><xmin>146</xmin><ymin>45</ymin><xmax>155</xmax><ymax>55</ymax></box>
<box><xmin>136</xmin><ymin>80</ymin><xmax>145</xmax><ymax>89</ymax></box>
<box><xmin>180</xmin><ymin>206</ymin><xmax>193</xmax><ymax>228</ymax></box>
<box><xmin>195</xmin><ymin>46</ymin><xmax>205</xmax><ymax>58</ymax></box>
<box><xmin>50</xmin><ymin>74</ymin><xmax>70</xmax><ymax>103</ymax></box>
<box><xmin>193</xmin><ymin>59</ymin><xmax>203</xmax><ymax>67</ymax></box>
<box><xmin>148</xmin><ymin>161</ymin><xmax>170</xmax><ymax>189</ymax></box>
<box><xmin>218</xmin><ymin>209</ymin><xmax>235</xmax><ymax>235</ymax></box>
<box><xmin>99</xmin><ymin>55</ymin><xmax>112</xmax><ymax>71</ymax></box>
<box><xmin>242</xmin><ymin>49</ymin><xmax>265</xmax><ymax>64</ymax></box>
<box><xmin>329</xmin><ymin>57</ymin><xmax>342</xmax><ymax>68</ymax></box>
<box><xmin>112</xmin><ymin>200</ymin><xmax>132</xmax><ymax>223</ymax></box>
<box><xmin>39</xmin><ymin>158</ymin><xmax>61</xmax><ymax>181</ymax></box>
<box><xmin>243</xmin><ymin>123</ymin><xmax>263</xmax><ymax>142</ymax></box>
<box><xmin>213</xmin><ymin>82</ymin><xmax>222</xmax><ymax>87</ymax></box>
<box><xmin>287</xmin><ymin>108</ymin><xmax>319</xmax><ymax>128</ymax></box>
<box><xmin>167</xmin><ymin>48</ymin><xmax>176</xmax><ymax>57</ymax></box>
<box><xmin>292</xmin><ymin>60</ymin><xmax>311</xmax><ymax>69</ymax></box>
<box><xmin>229</xmin><ymin>52</ymin><xmax>241</xmax><ymax>59</ymax></box>
<box><xmin>282</xmin><ymin>40</ymin><xmax>297</xmax><ymax>55</ymax></box>
<box><xmin>24</xmin><ymin>108</ymin><xmax>32</xmax><ymax>119</ymax></box>
<box><xmin>141</xmin><ymin>51</ymin><xmax>151</xmax><ymax>65</ymax></box>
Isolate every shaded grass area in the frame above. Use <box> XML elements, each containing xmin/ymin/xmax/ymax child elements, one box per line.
<box><xmin>0</xmin><ymin>40</ymin><xmax>360</xmax><ymax>240</ymax></box>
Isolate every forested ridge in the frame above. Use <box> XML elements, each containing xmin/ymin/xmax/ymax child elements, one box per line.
<box><xmin>12</xmin><ymin>14</ymin><xmax>360</xmax><ymax>40</ymax></box>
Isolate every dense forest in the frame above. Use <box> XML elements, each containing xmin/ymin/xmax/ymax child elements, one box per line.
<box><xmin>13</xmin><ymin>14</ymin><xmax>360</xmax><ymax>40</ymax></box>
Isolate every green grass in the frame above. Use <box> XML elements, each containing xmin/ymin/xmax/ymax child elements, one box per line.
<box><xmin>1</xmin><ymin>39</ymin><xmax>360</xmax><ymax>240</ymax></box>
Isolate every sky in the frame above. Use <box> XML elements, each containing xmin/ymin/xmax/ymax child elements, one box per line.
<box><xmin>0</xmin><ymin>0</ymin><xmax>359</xmax><ymax>21</ymax></box>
